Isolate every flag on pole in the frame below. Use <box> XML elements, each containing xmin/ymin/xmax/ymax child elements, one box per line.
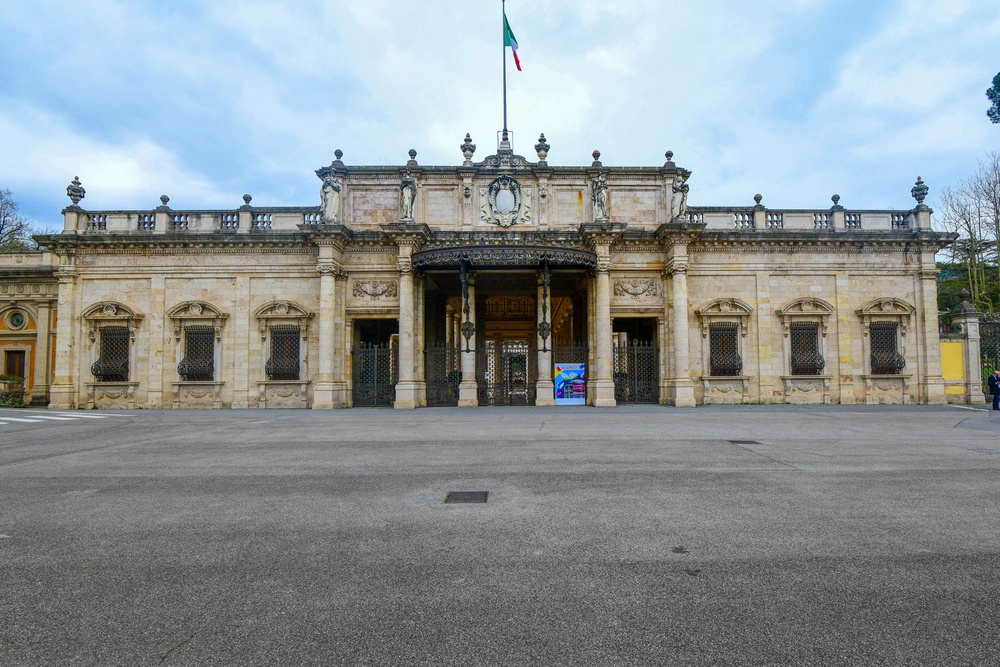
<box><xmin>503</xmin><ymin>12</ymin><xmax>521</xmax><ymax>71</ymax></box>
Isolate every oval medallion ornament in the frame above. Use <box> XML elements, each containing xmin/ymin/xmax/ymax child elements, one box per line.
<box><xmin>483</xmin><ymin>174</ymin><xmax>524</xmax><ymax>227</ymax></box>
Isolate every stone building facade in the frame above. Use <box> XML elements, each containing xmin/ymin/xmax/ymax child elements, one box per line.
<box><xmin>0</xmin><ymin>135</ymin><xmax>957</xmax><ymax>409</ymax></box>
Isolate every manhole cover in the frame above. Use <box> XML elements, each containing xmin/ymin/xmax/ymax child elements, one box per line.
<box><xmin>445</xmin><ymin>491</ymin><xmax>488</xmax><ymax>504</ymax></box>
<box><xmin>728</xmin><ymin>440</ymin><xmax>761</xmax><ymax>445</ymax></box>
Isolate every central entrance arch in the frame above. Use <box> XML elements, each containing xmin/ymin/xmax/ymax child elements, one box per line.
<box><xmin>413</xmin><ymin>243</ymin><xmax>596</xmax><ymax>407</ymax></box>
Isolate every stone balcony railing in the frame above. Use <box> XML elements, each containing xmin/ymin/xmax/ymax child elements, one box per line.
<box><xmin>684</xmin><ymin>207</ymin><xmax>915</xmax><ymax>232</ymax></box>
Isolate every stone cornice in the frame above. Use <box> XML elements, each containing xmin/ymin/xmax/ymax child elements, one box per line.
<box><xmin>34</xmin><ymin>232</ymin><xmax>315</xmax><ymax>255</ymax></box>
<box><xmin>694</xmin><ymin>229</ymin><xmax>957</xmax><ymax>252</ymax></box>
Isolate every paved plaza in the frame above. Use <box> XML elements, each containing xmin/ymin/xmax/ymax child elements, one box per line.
<box><xmin>1</xmin><ymin>404</ymin><xmax>999</xmax><ymax>665</ymax></box>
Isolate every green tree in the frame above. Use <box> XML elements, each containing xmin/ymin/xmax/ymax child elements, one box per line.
<box><xmin>0</xmin><ymin>188</ymin><xmax>37</xmax><ymax>252</ymax></box>
<box><xmin>988</xmin><ymin>72</ymin><xmax>1000</xmax><ymax>124</ymax></box>
<box><xmin>938</xmin><ymin>152</ymin><xmax>1000</xmax><ymax>314</ymax></box>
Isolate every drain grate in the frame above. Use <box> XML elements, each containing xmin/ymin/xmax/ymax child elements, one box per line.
<box><xmin>445</xmin><ymin>491</ymin><xmax>488</xmax><ymax>504</ymax></box>
<box><xmin>728</xmin><ymin>439</ymin><xmax>761</xmax><ymax>445</ymax></box>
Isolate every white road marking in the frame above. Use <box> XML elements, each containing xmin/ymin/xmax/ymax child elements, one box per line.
<box><xmin>24</xmin><ymin>415</ymin><xmax>77</xmax><ymax>421</ymax></box>
<box><xmin>46</xmin><ymin>413</ymin><xmax>112</xmax><ymax>419</ymax></box>
<box><xmin>0</xmin><ymin>417</ymin><xmax>45</xmax><ymax>423</ymax></box>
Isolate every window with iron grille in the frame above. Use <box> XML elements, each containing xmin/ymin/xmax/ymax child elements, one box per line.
<box><xmin>178</xmin><ymin>326</ymin><xmax>215</xmax><ymax>381</ymax></box>
<box><xmin>790</xmin><ymin>322</ymin><xmax>824</xmax><ymax>375</ymax></box>
<box><xmin>709</xmin><ymin>322</ymin><xmax>742</xmax><ymax>376</ymax></box>
<box><xmin>92</xmin><ymin>326</ymin><xmax>130</xmax><ymax>381</ymax></box>
<box><xmin>266</xmin><ymin>325</ymin><xmax>300</xmax><ymax>380</ymax></box>
<box><xmin>870</xmin><ymin>321</ymin><xmax>905</xmax><ymax>374</ymax></box>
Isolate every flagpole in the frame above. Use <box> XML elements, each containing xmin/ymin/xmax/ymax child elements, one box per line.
<box><xmin>502</xmin><ymin>0</ymin><xmax>508</xmax><ymax>136</ymax></box>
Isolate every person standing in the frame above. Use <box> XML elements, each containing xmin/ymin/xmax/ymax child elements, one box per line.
<box><xmin>989</xmin><ymin>370</ymin><xmax>1000</xmax><ymax>411</ymax></box>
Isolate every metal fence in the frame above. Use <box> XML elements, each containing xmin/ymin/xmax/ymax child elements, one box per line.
<box><xmin>352</xmin><ymin>342</ymin><xmax>397</xmax><ymax>407</ymax></box>
<box><xmin>425</xmin><ymin>343</ymin><xmax>461</xmax><ymax>407</ymax></box>
<box><xmin>613</xmin><ymin>341</ymin><xmax>659</xmax><ymax>404</ymax></box>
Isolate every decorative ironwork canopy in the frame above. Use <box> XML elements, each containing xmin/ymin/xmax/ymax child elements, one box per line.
<box><xmin>411</xmin><ymin>245</ymin><xmax>597</xmax><ymax>269</ymax></box>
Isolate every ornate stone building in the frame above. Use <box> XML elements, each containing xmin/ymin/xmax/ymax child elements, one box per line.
<box><xmin>0</xmin><ymin>133</ymin><xmax>957</xmax><ymax>409</ymax></box>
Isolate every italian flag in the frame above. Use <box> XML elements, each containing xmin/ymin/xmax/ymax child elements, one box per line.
<box><xmin>504</xmin><ymin>12</ymin><xmax>521</xmax><ymax>71</ymax></box>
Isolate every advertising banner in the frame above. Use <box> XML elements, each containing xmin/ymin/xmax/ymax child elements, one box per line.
<box><xmin>554</xmin><ymin>363</ymin><xmax>586</xmax><ymax>405</ymax></box>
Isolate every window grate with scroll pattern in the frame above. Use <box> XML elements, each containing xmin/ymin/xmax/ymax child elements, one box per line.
<box><xmin>178</xmin><ymin>326</ymin><xmax>215</xmax><ymax>381</ymax></box>
<box><xmin>870</xmin><ymin>321</ymin><xmax>905</xmax><ymax>374</ymax></box>
<box><xmin>92</xmin><ymin>326</ymin><xmax>130</xmax><ymax>382</ymax></box>
<box><xmin>790</xmin><ymin>322</ymin><xmax>825</xmax><ymax>375</ymax></box>
<box><xmin>709</xmin><ymin>322</ymin><xmax>742</xmax><ymax>376</ymax></box>
<box><xmin>266</xmin><ymin>325</ymin><xmax>300</xmax><ymax>380</ymax></box>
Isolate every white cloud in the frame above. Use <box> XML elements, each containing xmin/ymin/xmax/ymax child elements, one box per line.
<box><xmin>0</xmin><ymin>106</ymin><xmax>230</xmax><ymax>213</ymax></box>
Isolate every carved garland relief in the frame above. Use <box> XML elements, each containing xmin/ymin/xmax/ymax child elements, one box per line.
<box><xmin>613</xmin><ymin>279</ymin><xmax>659</xmax><ymax>299</ymax></box>
<box><xmin>352</xmin><ymin>280</ymin><xmax>398</xmax><ymax>300</ymax></box>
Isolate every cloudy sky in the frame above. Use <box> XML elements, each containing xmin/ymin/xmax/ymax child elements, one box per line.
<box><xmin>1</xmin><ymin>0</ymin><xmax>998</xmax><ymax>230</ymax></box>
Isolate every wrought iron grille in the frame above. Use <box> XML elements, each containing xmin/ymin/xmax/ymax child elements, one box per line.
<box><xmin>425</xmin><ymin>343</ymin><xmax>461</xmax><ymax>406</ymax></box>
<box><xmin>613</xmin><ymin>340</ymin><xmax>659</xmax><ymax>404</ymax></box>
<box><xmin>870</xmin><ymin>321</ymin><xmax>905</xmax><ymax>374</ymax></box>
<box><xmin>477</xmin><ymin>340</ymin><xmax>537</xmax><ymax>406</ymax></box>
<box><xmin>709</xmin><ymin>322</ymin><xmax>742</xmax><ymax>376</ymax></box>
<box><xmin>266</xmin><ymin>325</ymin><xmax>300</xmax><ymax>380</ymax></box>
<box><xmin>352</xmin><ymin>342</ymin><xmax>397</xmax><ymax>407</ymax></box>
<box><xmin>790</xmin><ymin>322</ymin><xmax>825</xmax><ymax>375</ymax></box>
<box><xmin>980</xmin><ymin>320</ymin><xmax>1000</xmax><ymax>395</ymax></box>
<box><xmin>91</xmin><ymin>326</ymin><xmax>130</xmax><ymax>381</ymax></box>
<box><xmin>178</xmin><ymin>326</ymin><xmax>215</xmax><ymax>381</ymax></box>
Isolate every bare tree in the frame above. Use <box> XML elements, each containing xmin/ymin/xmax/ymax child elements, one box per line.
<box><xmin>0</xmin><ymin>188</ymin><xmax>37</xmax><ymax>252</ymax></box>
<box><xmin>937</xmin><ymin>152</ymin><xmax>1000</xmax><ymax>313</ymax></box>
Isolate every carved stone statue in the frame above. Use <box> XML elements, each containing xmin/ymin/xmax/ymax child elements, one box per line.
<box><xmin>671</xmin><ymin>173</ymin><xmax>690</xmax><ymax>220</ymax></box>
<box><xmin>592</xmin><ymin>169</ymin><xmax>608</xmax><ymax>221</ymax></box>
<box><xmin>400</xmin><ymin>171</ymin><xmax>417</xmax><ymax>219</ymax></box>
<box><xmin>320</xmin><ymin>176</ymin><xmax>342</xmax><ymax>222</ymax></box>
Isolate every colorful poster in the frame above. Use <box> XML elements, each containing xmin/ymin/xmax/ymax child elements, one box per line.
<box><xmin>554</xmin><ymin>363</ymin><xmax>586</xmax><ymax>405</ymax></box>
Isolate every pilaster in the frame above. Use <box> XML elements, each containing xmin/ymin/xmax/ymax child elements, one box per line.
<box><xmin>29</xmin><ymin>301</ymin><xmax>52</xmax><ymax>405</ymax></box>
<box><xmin>49</xmin><ymin>254</ymin><xmax>78</xmax><ymax>409</ymax></box>
<box><xmin>664</xmin><ymin>250</ymin><xmax>696</xmax><ymax>407</ymax></box>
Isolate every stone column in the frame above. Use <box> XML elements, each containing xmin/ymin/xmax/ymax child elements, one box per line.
<box><xmin>49</xmin><ymin>256</ymin><xmax>78</xmax><ymax>409</ymax></box>
<box><xmin>667</xmin><ymin>254</ymin><xmax>696</xmax><ymax>407</ymax></box>
<box><xmin>593</xmin><ymin>255</ymin><xmax>616</xmax><ymax>407</ymax></box>
<box><xmin>951</xmin><ymin>297</ymin><xmax>985</xmax><ymax>405</ymax></box>
<box><xmin>535</xmin><ymin>271</ymin><xmax>555</xmax><ymax>406</ymax></box>
<box><xmin>30</xmin><ymin>300</ymin><xmax>53</xmax><ymax>406</ymax></box>
<box><xmin>918</xmin><ymin>265</ymin><xmax>946</xmax><ymax>404</ymax></box>
<box><xmin>394</xmin><ymin>254</ymin><xmax>419</xmax><ymax>409</ymax></box>
<box><xmin>458</xmin><ymin>273</ymin><xmax>478</xmax><ymax>407</ymax></box>
<box><xmin>231</xmin><ymin>275</ymin><xmax>251</xmax><ymax>408</ymax></box>
<box><xmin>415</xmin><ymin>273</ymin><xmax>427</xmax><ymax>407</ymax></box>
<box><xmin>313</xmin><ymin>264</ymin><xmax>344</xmax><ymax>409</ymax></box>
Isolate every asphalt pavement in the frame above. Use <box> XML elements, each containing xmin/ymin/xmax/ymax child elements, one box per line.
<box><xmin>1</xmin><ymin>404</ymin><xmax>998</xmax><ymax>666</ymax></box>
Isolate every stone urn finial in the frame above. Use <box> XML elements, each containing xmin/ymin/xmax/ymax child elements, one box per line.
<box><xmin>460</xmin><ymin>133</ymin><xmax>476</xmax><ymax>164</ymax></box>
<box><xmin>911</xmin><ymin>176</ymin><xmax>929</xmax><ymax>208</ymax></box>
<box><xmin>753</xmin><ymin>193</ymin><xmax>764</xmax><ymax>209</ymax></box>
<box><xmin>592</xmin><ymin>149</ymin><xmax>602</xmax><ymax>167</ymax></box>
<box><xmin>663</xmin><ymin>150</ymin><xmax>674</xmax><ymax>167</ymax></box>
<box><xmin>242</xmin><ymin>194</ymin><xmax>252</xmax><ymax>205</ymax></box>
<box><xmin>535</xmin><ymin>133</ymin><xmax>550</xmax><ymax>163</ymax></box>
<box><xmin>407</xmin><ymin>149</ymin><xmax>418</xmax><ymax>167</ymax></box>
<box><xmin>66</xmin><ymin>176</ymin><xmax>86</xmax><ymax>206</ymax></box>
<box><xmin>831</xmin><ymin>194</ymin><xmax>842</xmax><ymax>210</ymax></box>
<box><xmin>159</xmin><ymin>194</ymin><xmax>170</xmax><ymax>208</ymax></box>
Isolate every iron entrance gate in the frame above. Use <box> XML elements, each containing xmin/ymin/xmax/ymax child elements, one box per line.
<box><xmin>352</xmin><ymin>342</ymin><xmax>397</xmax><ymax>407</ymax></box>
<box><xmin>613</xmin><ymin>341</ymin><xmax>660</xmax><ymax>404</ymax></box>
<box><xmin>477</xmin><ymin>340</ymin><xmax>537</xmax><ymax>406</ymax></box>
<box><xmin>425</xmin><ymin>343</ymin><xmax>461</xmax><ymax>407</ymax></box>
<box><xmin>981</xmin><ymin>319</ymin><xmax>1000</xmax><ymax>396</ymax></box>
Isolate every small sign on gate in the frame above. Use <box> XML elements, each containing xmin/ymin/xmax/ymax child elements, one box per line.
<box><xmin>554</xmin><ymin>363</ymin><xmax>586</xmax><ymax>405</ymax></box>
